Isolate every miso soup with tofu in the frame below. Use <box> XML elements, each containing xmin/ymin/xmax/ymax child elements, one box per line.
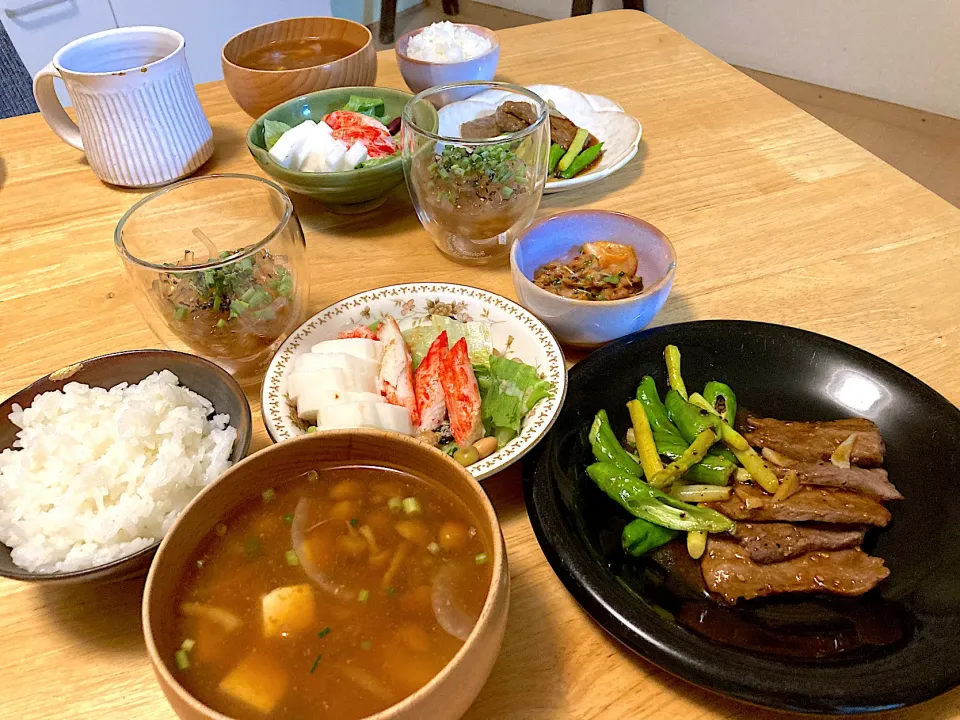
<box><xmin>170</xmin><ymin>465</ymin><xmax>492</xmax><ymax>719</ymax></box>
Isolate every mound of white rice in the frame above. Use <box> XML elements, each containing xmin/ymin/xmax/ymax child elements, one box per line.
<box><xmin>406</xmin><ymin>22</ymin><xmax>493</xmax><ymax>63</ymax></box>
<box><xmin>0</xmin><ymin>370</ymin><xmax>237</xmax><ymax>573</ymax></box>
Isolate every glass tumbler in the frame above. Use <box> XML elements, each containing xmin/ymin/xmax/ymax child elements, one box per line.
<box><xmin>402</xmin><ymin>82</ymin><xmax>549</xmax><ymax>265</ymax></box>
<box><xmin>115</xmin><ymin>173</ymin><xmax>309</xmax><ymax>381</ymax></box>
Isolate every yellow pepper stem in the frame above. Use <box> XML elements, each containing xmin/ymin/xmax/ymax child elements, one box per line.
<box><xmin>664</xmin><ymin>345</ymin><xmax>688</xmax><ymax>400</ymax></box>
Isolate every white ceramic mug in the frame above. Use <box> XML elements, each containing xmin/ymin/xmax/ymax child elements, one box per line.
<box><xmin>33</xmin><ymin>27</ymin><xmax>214</xmax><ymax>188</ymax></box>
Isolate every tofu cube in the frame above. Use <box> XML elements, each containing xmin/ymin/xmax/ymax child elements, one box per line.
<box><xmin>218</xmin><ymin>651</ymin><xmax>289</xmax><ymax>714</ymax></box>
<box><xmin>343</xmin><ymin>141</ymin><xmax>368</xmax><ymax>170</ymax></box>
<box><xmin>261</xmin><ymin>583</ymin><xmax>316</xmax><ymax>638</ymax></box>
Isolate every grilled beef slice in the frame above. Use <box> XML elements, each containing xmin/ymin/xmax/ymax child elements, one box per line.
<box><xmin>494</xmin><ymin>104</ymin><xmax>530</xmax><ymax>132</ymax></box>
<box><xmin>459</xmin><ymin>114</ymin><xmax>502</xmax><ymax>139</ymax></box>
<box><xmin>499</xmin><ymin>101</ymin><xmax>539</xmax><ymax>125</ymax></box>
<box><xmin>731</xmin><ymin>522</ymin><xmax>866</xmax><ymax>564</ymax></box>
<box><xmin>706</xmin><ymin>485</ymin><xmax>891</xmax><ymax>526</ymax></box>
<box><xmin>741</xmin><ymin>416</ymin><xmax>885</xmax><ymax>466</ymax></box>
<box><xmin>701</xmin><ymin>538</ymin><xmax>889</xmax><ymax>603</ymax></box>
<box><xmin>772</xmin><ymin>463</ymin><xmax>902</xmax><ymax>502</ymax></box>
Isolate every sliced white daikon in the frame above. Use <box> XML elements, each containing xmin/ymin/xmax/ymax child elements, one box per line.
<box><xmin>344</xmin><ymin>141</ymin><xmax>368</xmax><ymax>170</ymax></box>
<box><xmin>268</xmin><ymin>120</ymin><xmax>315</xmax><ymax>168</ymax></box>
<box><xmin>374</xmin><ymin>403</ymin><xmax>414</xmax><ymax>435</ymax></box>
<box><xmin>324</xmin><ymin>141</ymin><xmax>347</xmax><ymax>172</ymax></box>
<box><xmin>294</xmin><ymin>352</ymin><xmax>377</xmax><ymax>375</ymax></box>
<box><xmin>310</xmin><ymin>338</ymin><xmax>383</xmax><ymax>363</ymax></box>
<box><xmin>296</xmin><ymin>391</ymin><xmax>384</xmax><ymax>423</ymax></box>
<box><xmin>316</xmin><ymin>120</ymin><xmax>334</xmax><ymax>135</ymax></box>
<box><xmin>317</xmin><ymin>400</ymin><xmax>383</xmax><ymax>429</ymax></box>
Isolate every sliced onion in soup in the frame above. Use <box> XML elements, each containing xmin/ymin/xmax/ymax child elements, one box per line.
<box><xmin>431</xmin><ymin>560</ymin><xmax>483</xmax><ymax>642</ymax></box>
<box><xmin>292</xmin><ymin>498</ymin><xmax>351</xmax><ymax>598</ymax></box>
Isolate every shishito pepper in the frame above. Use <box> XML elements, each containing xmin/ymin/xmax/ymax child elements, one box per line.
<box><xmin>703</xmin><ymin>381</ymin><xmax>738</xmax><ymax>424</ymax></box>
<box><xmin>635</xmin><ymin>376</ymin><xmax>683</xmax><ymax>439</ymax></box>
<box><xmin>589</xmin><ymin>409</ymin><xmax>642</xmax><ymax>476</ymax></box>
<box><xmin>622</xmin><ymin>518</ymin><xmax>678</xmax><ymax>557</ymax></box>
<box><xmin>559</xmin><ymin>142</ymin><xmax>603</xmax><ymax>179</ymax></box>
<box><xmin>654</xmin><ymin>437</ymin><xmax>735</xmax><ymax>486</ymax></box>
<box><xmin>547</xmin><ymin>143</ymin><xmax>565</xmax><ymax>175</ymax></box>
<box><xmin>586</xmin><ymin>462</ymin><xmax>734</xmax><ymax>533</ymax></box>
<box><xmin>664</xmin><ymin>389</ymin><xmax>722</xmax><ymax>443</ymax></box>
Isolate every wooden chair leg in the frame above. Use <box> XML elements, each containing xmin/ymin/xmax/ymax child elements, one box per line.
<box><xmin>442</xmin><ymin>0</ymin><xmax>460</xmax><ymax>14</ymax></box>
<box><xmin>379</xmin><ymin>0</ymin><xmax>398</xmax><ymax>44</ymax></box>
<box><xmin>572</xmin><ymin>0</ymin><xmax>593</xmax><ymax>15</ymax></box>
<box><xmin>623</xmin><ymin>0</ymin><xmax>645</xmax><ymax>10</ymax></box>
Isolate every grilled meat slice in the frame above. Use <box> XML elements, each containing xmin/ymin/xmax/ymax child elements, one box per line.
<box><xmin>772</xmin><ymin>463</ymin><xmax>902</xmax><ymax>502</ymax></box>
<box><xmin>706</xmin><ymin>485</ymin><xmax>891</xmax><ymax>526</ymax></box>
<box><xmin>701</xmin><ymin>538</ymin><xmax>890</xmax><ymax>603</ymax></box>
<box><xmin>459</xmin><ymin>114</ymin><xmax>501</xmax><ymax>139</ymax></box>
<box><xmin>731</xmin><ymin>522</ymin><xmax>866</xmax><ymax>564</ymax></box>
<box><xmin>548</xmin><ymin>113</ymin><xmax>600</xmax><ymax>151</ymax></box>
<box><xmin>741</xmin><ymin>416</ymin><xmax>884</xmax><ymax>467</ymax></box>
<box><xmin>499</xmin><ymin>100</ymin><xmax>539</xmax><ymax>125</ymax></box>
<box><xmin>494</xmin><ymin>105</ymin><xmax>530</xmax><ymax>132</ymax></box>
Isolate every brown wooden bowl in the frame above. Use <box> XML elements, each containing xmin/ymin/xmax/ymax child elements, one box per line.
<box><xmin>222</xmin><ymin>17</ymin><xmax>377</xmax><ymax>118</ymax></box>
<box><xmin>143</xmin><ymin>429</ymin><xmax>509</xmax><ymax>720</ymax></box>
<box><xmin>0</xmin><ymin>350</ymin><xmax>252</xmax><ymax>585</ymax></box>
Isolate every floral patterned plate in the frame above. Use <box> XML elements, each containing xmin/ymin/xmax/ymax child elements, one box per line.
<box><xmin>261</xmin><ymin>283</ymin><xmax>568</xmax><ymax>481</ymax></box>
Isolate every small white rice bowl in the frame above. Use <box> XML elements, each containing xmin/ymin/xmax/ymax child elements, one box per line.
<box><xmin>0</xmin><ymin>370</ymin><xmax>237</xmax><ymax>573</ymax></box>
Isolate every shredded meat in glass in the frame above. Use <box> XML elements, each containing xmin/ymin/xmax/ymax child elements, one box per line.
<box><xmin>533</xmin><ymin>244</ymin><xmax>644</xmax><ymax>301</ymax></box>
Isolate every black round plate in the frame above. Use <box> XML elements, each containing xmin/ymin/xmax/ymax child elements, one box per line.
<box><xmin>523</xmin><ymin>320</ymin><xmax>960</xmax><ymax>714</ymax></box>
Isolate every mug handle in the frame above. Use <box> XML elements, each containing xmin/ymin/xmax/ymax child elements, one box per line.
<box><xmin>33</xmin><ymin>63</ymin><xmax>83</xmax><ymax>150</ymax></box>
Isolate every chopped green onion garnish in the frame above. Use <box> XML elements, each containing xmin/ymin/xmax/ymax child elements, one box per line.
<box><xmin>282</xmin><ymin>513</ymin><xmax>294</xmax><ymax>524</ymax></box>
<box><xmin>402</xmin><ymin>497</ymin><xmax>421</xmax><ymax>516</ymax></box>
<box><xmin>180</xmin><ymin>638</ymin><xmax>195</xmax><ymax>652</ymax></box>
<box><xmin>309</xmin><ymin>653</ymin><xmax>322</xmax><ymax>673</ymax></box>
<box><xmin>387</xmin><ymin>496</ymin><xmax>403</xmax><ymax>513</ymax></box>
<box><xmin>360</xmin><ymin>640</ymin><xmax>372</xmax><ymax>651</ymax></box>
<box><xmin>349</xmin><ymin>518</ymin><xmax>359</xmax><ymax>527</ymax></box>
<box><xmin>174</xmin><ymin>649</ymin><xmax>190</xmax><ymax>670</ymax></box>
<box><xmin>602</xmin><ymin>275</ymin><xmax>621</xmax><ymax>284</ymax></box>
<box><xmin>306</xmin><ymin>470</ymin><xmax>319</xmax><ymax>483</ymax></box>
<box><xmin>357</xmin><ymin>589</ymin><xmax>370</xmax><ymax>603</ymax></box>
<box><xmin>174</xmin><ymin>306</ymin><xmax>188</xmax><ymax>321</ymax></box>
<box><xmin>213</xmin><ymin>295</ymin><xmax>221</xmax><ymax>313</ymax></box>
<box><xmin>385</xmin><ymin>585</ymin><xmax>396</xmax><ymax>597</ymax></box>
<box><xmin>318</xmin><ymin>627</ymin><xmax>331</xmax><ymax>639</ymax></box>
<box><xmin>307</xmin><ymin>426</ymin><xmax>318</xmax><ymax>433</ymax></box>
<box><xmin>475</xmin><ymin>553</ymin><xmax>489</xmax><ymax>565</ymax></box>
<box><xmin>240</xmin><ymin>286</ymin><xmax>257</xmax><ymax>303</ymax></box>
<box><xmin>228</xmin><ymin>299</ymin><xmax>249</xmax><ymax>319</ymax></box>
<box><xmin>215</xmin><ymin>318</ymin><xmax>227</xmax><ymax>329</ymax></box>
<box><xmin>262</xmin><ymin>488</ymin><xmax>276</xmax><ymax>503</ymax></box>
<box><xmin>285</xmin><ymin>549</ymin><xmax>299</xmax><ymax>566</ymax></box>
<box><xmin>427</xmin><ymin>542</ymin><xmax>441</xmax><ymax>555</ymax></box>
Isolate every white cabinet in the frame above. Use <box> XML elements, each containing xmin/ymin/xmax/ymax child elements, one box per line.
<box><xmin>2</xmin><ymin>0</ymin><xmax>118</xmax><ymax>105</ymax></box>
<box><xmin>109</xmin><ymin>0</ymin><xmax>333</xmax><ymax>85</ymax></box>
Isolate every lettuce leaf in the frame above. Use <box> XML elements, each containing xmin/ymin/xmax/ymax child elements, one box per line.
<box><xmin>340</xmin><ymin>95</ymin><xmax>388</xmax><ymax>121</ymax></box>
<box><xmin>403</xmin><ymin>316</ymin><xmax>492</xmax><ymax>368</ymax></box>
<box><xmin>263</xmin><ymin>119</ymin><xmax>292</xmax><ymax>151</ymax></box>
<box><xmin>478</xmin><ymin>355</ymin><xmax>553</xmax><ymax>433</ymax></box>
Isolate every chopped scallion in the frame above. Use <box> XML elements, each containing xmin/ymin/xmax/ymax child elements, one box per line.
<box><xmin>402</xmin><ymin>497</ymin><xmax>421</xmax><ymax>516</ymax></box>
<box><xmin>180</xmin><ymin>638</ymin><xmax>195</xmax><ymax>652</ymax></box>
<box><xmin>602</xmin><ymin>275</ymin><xmax>621</xmax><ymax>284</ymax></box>
<box><xmin>306</xmin><ymin>470</ymin><xmax>319</xmax><ymax>483</ymax></box>
<box><xmin>357</xmin><ymin>589</ymin><xmax>370</xmax><ymax>603</ymax></box>
<box><xmin>349</xmin><ymin>518</ymin><xmax>359</xmax><ymax>527</ymax></box>
<box><xmin>309</xmin><ymin>653</ymin><xmax>322</xmax><ymax>673</ymax></box>
<box><xmin>215</xmin><ymin>318</ymin><xmax>227</xmax><ymax>329</ymax></box>
<box><xmin>282</xmin><ymin>513</ymin><xmax>294</xmax><ymax>524</ymax></box>
<box><xmin>387</xmin><ymin>496</ymin><xmax>403</xmax><ymax>513</ymax></box>
<box><xmin>475</xmin><ymin>552</ymin><xmax>489</xmax><ymax>565</ymax></box>
<box><xmin>318</xmin><ymin>627</ymin><xmax>331</xmax><ymax>639</ymax></box>
<box><xmin>262</xmin><ymin>488</ymin><xmax>276</xmax><ymax>503</ymax></box>
<box><xmin>385</xmin><ymin>585</ymin><xmax>396</xmax><ymax>597</ymax></box>
<box><xmin>307</xmin><ymin>425</ymin><xmax>318</xmax><ymax>433</ymax></box>
<box><xmin>285</xmin><ymin>549</ymin><xmax>299</xmax><ymax>566</ymax></box>
<box><xmin>174</xmin><ymin>649</ymin><xmax>190</xmax><ymax>670</ymax></box>
<box><xmin>427</xmin><ymin>542</ymin><xmax>441</xmax><ymax>555</ymax></box>
<box><xmin>174</xmin><ymin>306</ymin><xmax>188</xmax><ymax>321</ymax></box>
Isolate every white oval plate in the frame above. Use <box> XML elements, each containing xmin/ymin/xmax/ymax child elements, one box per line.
<box><xmin>262</xmin><ymin>283</ymin><xmax>567</xmax><ymax>481</ymax></box>
<box><xmin>438</xmin><ymin>84</ymin><xmax>643</xmax><ymax>193</ymax></box>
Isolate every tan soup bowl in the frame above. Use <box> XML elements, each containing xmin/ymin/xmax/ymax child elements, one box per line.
<box><xmin>143</xmin><ymin>429</ymin><xmax>509</xmax><ymax>720</ymax></box>
<box><xmin>222</xmin><ymin>17</ymin><xmax>377</xmax><ymax>118</ymax></box>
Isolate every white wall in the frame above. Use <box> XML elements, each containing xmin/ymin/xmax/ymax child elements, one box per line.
<box><xmin>477</xmin><ymin>0</ymin><xmax>960</xmax><ymax>118</ymax></box>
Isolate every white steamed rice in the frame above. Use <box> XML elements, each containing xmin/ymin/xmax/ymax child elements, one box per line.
<box><xmin>0</xmin><ymin>370</ymin><xmax>237</xmax><ymax>573</ymax></box>
<box><xmin>405</xmin><ymin>21</ymin><xmax>493</xmax><ymax>63</ymax></box>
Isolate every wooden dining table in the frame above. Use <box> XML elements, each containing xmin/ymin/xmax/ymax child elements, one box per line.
<box><xmin>1</xmin><ymin>10</ymin><xmax>958</xmax><ymax>719</ymax></box>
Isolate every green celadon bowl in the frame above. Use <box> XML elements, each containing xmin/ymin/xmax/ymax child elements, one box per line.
<box><xmin>246</xmin><ymin>86</ymin><xmax>433</xmax><ymax>213</ymax></box>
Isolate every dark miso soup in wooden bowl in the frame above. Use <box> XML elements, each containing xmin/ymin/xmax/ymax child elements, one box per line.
<box><xmin>144</xmin><ymin>429</ymin><xmax>508</xmax><ymax>720</ymax></box>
